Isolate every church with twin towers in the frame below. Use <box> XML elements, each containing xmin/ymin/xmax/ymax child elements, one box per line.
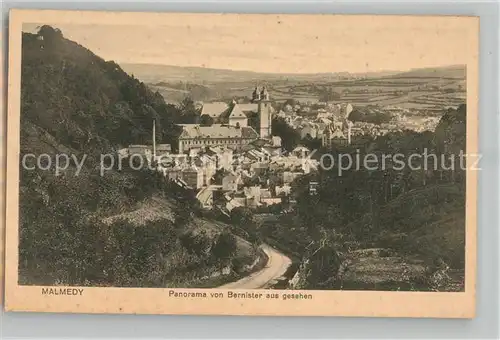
<box><xmin>176</xmin><ymin>86</ymin><xmax>276</xmax><ymax>153</ymax></box>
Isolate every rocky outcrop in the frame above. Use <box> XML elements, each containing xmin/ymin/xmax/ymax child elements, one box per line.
<box><xmin>289</xmin><ymin>244</ymin><xmax>341</xmax><ymax>290</ymax></box>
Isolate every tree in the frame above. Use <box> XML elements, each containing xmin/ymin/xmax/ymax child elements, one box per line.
<box><xmin>174</xmin><ymin>203</ymin><xmax>195</xmax><ymax>227</ymax></box>
<box><xmin>212</xmin><ymin>232</ymin><xmax>237</xmax><ymax>263</ymax></box>
<box><xmin>37</xmin><ymin>25</ymin><xmax>63</xmax><ymax>41</ymax></box>
<box><xmin>272</xmin><ymin>117</ymin><xmax>301</xmax><ymax>151</ymax></box>
<box><xmin>178</xmin><ymin>96</ymin><xmax>199</xmax><ymax>124</ymax></box>
<box><xmin>283</xmin><ymin>99</ymin><xmax>298</xmax><ymax>107</ymax></box>
<box><xmin>230</xmin><ymin>207</ymin><xmax>255</xmax><ymax>227</ymax></box>
<box><xmin>180</xmin><ymin>230</ymin><xmax>211</xmax><ymax>257</ymax></box>
<box><xmin>199</xmin><ymin>114</ymin><xmax>214</xmax><ymax>126</ymax></box>
<box><xmin>301</xmin><ymin>134</ymin><xmax>322</xmax><ymax>151</ymax></box>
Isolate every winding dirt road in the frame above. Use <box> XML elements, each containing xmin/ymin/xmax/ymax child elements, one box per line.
<box><xmin>219</xmin><ymin>244</ymin><xmax>292</xmax><ymax>289</ymax></box>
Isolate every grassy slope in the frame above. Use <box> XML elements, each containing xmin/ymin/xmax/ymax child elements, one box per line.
<box><xmin>340</xmin><ymin>184</ymin><xmax>465</xmax><ymax>291</ymax></box>
<box><xmin>101</xmin><ymin>195</ymin><xmax>258</xmax><ymax>270</ymax></box>
<box><xmin>405</xmin><ymin>213</ymin><xmax>465</xmax><ymax>268</ymax></box>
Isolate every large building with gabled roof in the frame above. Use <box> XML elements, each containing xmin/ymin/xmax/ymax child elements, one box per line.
<box><xmin>228</xmin><ymin>102</ymin><xmax>248</xmax><ymax>128</ymax></box>
<box><xmin>177</xmin><ymin>124</ymin><xmax>259</xmax><ymax>153</ymax></box>
<box><xmin>201</xmin><ymin>102</ymin><xmax>230</xmax><ymax>119</ymax></box>
<box><xmin>177</xmin><ymin>87</ymin><xmax>276</xmax><ymax>153</ymax></box>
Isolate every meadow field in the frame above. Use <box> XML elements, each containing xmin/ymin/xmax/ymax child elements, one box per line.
<box><xmin>122</xmin><ymin>64</ymin><xmax>466</xmax><ymax>109</ymax></box>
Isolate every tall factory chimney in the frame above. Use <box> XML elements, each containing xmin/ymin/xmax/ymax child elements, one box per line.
<box><xmin>152</xmin><ymin>119</ymin><xmax>157</xmax><ymax>160</ymax></box>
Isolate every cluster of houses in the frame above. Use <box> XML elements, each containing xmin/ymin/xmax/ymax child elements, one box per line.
<box><xmin>118</xmin><ymin>87</ymin><xmax>445</xmax><ymax>216</ymax></box>
<box><xmin>118</xmin><ymin>88</ymin><xmax>320</xmax><ymax>215</ymax></box>
<box><xmin>206</xmin><ymin>143</ymin><xmax>318</xmax><ymax>213</ymax></box>
<box><xmin>276</xmin><ymin>101</ymin><xmax>442</xmax><ymax>147</ymax></box>
<box><xmin>121</xmin><ymin>139</ymin><xmax>317</xmax><ymax>214</ymax></box>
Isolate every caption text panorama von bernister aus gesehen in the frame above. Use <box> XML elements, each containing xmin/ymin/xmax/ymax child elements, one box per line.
<box><xmin>40</xmin><ymin>288</ymin><xmax>313</xmax><ymax>301</ymax></box>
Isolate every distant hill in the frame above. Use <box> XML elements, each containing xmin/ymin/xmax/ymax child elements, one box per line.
<box><xmin>122</xmin><ymin>63</ymin><xmax>466</xmax><ymax>106</ymax></box>
<box><xmin>387</xmin><ymin>65</ymin><xmax>466</xmax><ymax>79</ymax></box>
<box><xmin>121</xmin><ymin>63</ymin><xmax>354</xmax><ymax>84</ymax></box>
<box><xmin>121</xmin><ymin>63</ymin><xmax>465</xmax><ymax>85</ymax></box>
<box><xmin>148</xmin><ymin>82</ymin><xmax>218</xmax><ymax>103</ymax></box>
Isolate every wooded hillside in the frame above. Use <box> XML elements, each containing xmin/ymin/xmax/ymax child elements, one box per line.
<box><xmin>18</xmin><ymin>26</ymin><xmax>251</xmax><ymax>287</ymax></box>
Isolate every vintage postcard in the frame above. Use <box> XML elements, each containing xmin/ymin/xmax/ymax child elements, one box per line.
<box><xmin>5</xmin><ymin>9</ymin><xmax>478</xmax><ymax>317</ymax></box>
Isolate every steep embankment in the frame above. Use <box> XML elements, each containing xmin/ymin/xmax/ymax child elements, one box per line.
<box><xmin>18</xmin><ymin>26</ymin><xmax>256</xmax><ymax>287</ymax></box>
<box><xmin>337</xmin><ymin>184</ymin><xmax>465</xmax><ymax>291</ymax></box>
<box><xmin>289</xmin><ymin>184</ymin><xmax>465</xmax><ymax>292</ymax></box>
<box><xmin>348</xmin><ymin>184</ymin><xmax>465</xmax><ymax>259</ymax></box>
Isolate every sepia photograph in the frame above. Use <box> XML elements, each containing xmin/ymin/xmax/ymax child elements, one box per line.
<box><xmin>5</xmin><ymin>10</ymin><xmax>478</xmax><ymax>317</ymax></box>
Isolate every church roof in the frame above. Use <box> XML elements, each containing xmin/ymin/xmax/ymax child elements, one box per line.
<box><xmin>228</xmin><ymin>104</ymin><xmax>247</xmax><ymax>118</ymax></box>
<box><xmin>201</xmin><ymin>102</ymin><xmax>230</xmax><ymax>118</ymax></box>
<box><xmin>200</xmin><ymin>100</ymin><xmax>272</xmax><ymax>120</ymax></box>
<box><xmin>238</xmin><ymin>103</ymin><xmax>259</xmax><ymax>113</ymax></box>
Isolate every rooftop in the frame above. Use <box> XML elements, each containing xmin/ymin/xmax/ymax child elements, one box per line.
<box><xmin>201</xmin><ymin>102</ymin><xmax>230</xmax><ymax>118</ymax></box>
<box><xmin>238</xmin><ymin>103</ymin><xmax>259</xmax><ymax>113</ymax></box>
<box><xmin>179</xmin><ymin>124</ymin><xmax>259</xmax><ymax>140</ymax></box>
<box><xmin>228</xmin><ymin>103</ymin><xmax>247</xmax><ymax>119</ymax></box>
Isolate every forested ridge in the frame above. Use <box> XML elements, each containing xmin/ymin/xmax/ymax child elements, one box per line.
<box><xmin>21</xmin><ymin>26</ymin><xmax>182</xmax><ymax>155</ymax></box>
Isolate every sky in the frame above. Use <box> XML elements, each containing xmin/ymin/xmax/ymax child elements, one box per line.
<box><xmin>22</xmin><ymin>14</ymin><xmax>476</xmax><ymax>74</ymax></box>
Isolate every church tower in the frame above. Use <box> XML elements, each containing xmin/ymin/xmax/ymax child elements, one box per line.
<box><xmin>258</xmin><ymin>86</ymin><xmax>272</xmax><ymax>139</ymax></box>
<box><xmin>252</xmin><ymin>86</ymin><xmax>261</xmax><ymax>102</ymax></box>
